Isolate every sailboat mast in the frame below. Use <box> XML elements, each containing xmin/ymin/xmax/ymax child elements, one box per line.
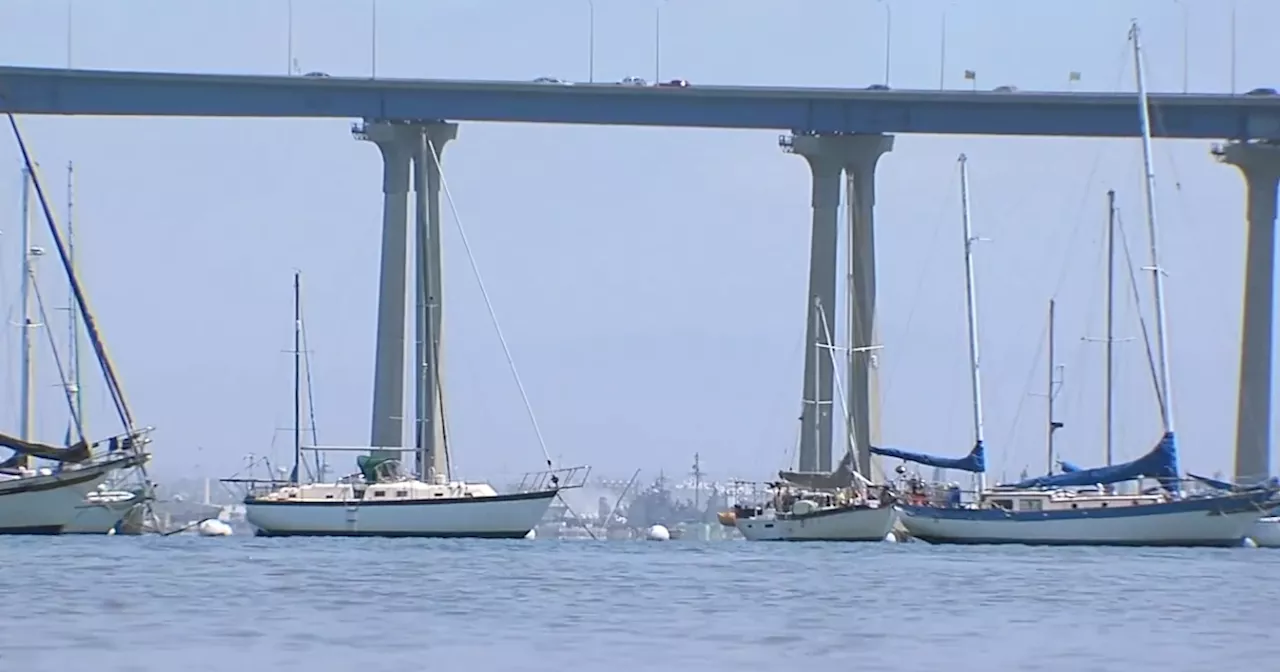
<box><xmin>957</xmin><ymin>154</ymin><xmax>986</xmax><ymax>493</ymax></box>
<box><xmin>1104</xmin><ymin>190</ymin><xmax>1117</xmax><ymax>466</ymax></box>
<box><xmin>18</xmin><ymin>167</ymin><xmax>36</xmax><ymax>461</ymax></box>
<box><xmin>66</xmin><ymin>161</ymin><xmax>83</xmax><ymax>439</ymax></box>
<box><xmin>1047</xmin><ymin>299</ymin><xmax>1057</xmax><ymax>474</ymax></box>
<box><xmin>1130</xmin><ymin>21</ymin><xmax>1175</xmax><ymax>435</ymax></box>
<box><xmin>811</xmin><ymin>295</ymin><xmax>821</xmax><ymax>470</ymax></box>
<box><xmin>292</xmin><ymin>271</ymin><xmax>302</xmax><ymax>485</ymax></box>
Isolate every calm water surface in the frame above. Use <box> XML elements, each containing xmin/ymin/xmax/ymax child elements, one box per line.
<box><xmin>0</xmin><ymin>536</ymin><xmax>1276</xmax><ymax>671</ymax></box>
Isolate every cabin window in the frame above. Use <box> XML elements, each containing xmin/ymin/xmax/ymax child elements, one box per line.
<box><xmin>395</xmin><ymin>490</ymin><xmax>408</xmax><ymax>497</ymax></box>
<box><xmin>1100</xmin><ymin>502</ymin><xmax>1108</xmax><ymax>508</ymax></box>
<box><xmin>373</xmin><ymin>490</ymin><xmax>386</xmax><ymax>498</ymax></box>
<box><xmin>325</xmin><ymin>494</ymin><xmax>334</xmax><ymax>499</ymax></box>
<box><xmin>990</xmin><ymin>499</ymin><xmax>1013</xmax><ymax>511</ymax></box>
<box><xmin>1018</xmin><ymin>499</ymin><xmax>1042</xmax><ymax>511</ymax></box>
<box><xmin>1070</xmin><ymin>503</ymin><xmax>1078</xmax><ymax>509</ymax></box>
<box><xmin>434</xmin><ymin>492</ymin><xmax>444</xmax><ymax>497</ymax></box>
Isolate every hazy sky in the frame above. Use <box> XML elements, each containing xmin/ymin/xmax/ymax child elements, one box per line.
<box><xmin>0</xmin><ymin>0</ymin><xmax>1275</xmax><ymax>487</ymax></box>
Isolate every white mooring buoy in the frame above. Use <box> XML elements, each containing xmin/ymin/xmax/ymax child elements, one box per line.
<box><xmin>196</xmin><ymin>519</ymin><xmax>233</xmax><ymax>537</ymax></box>
<box><xmin>645</xmin><ymin>524</ymin><xmax>671</xmax><ymax>542</ymax></box>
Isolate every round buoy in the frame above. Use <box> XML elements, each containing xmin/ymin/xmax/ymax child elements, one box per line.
<box><xmin>196</xmin><ymin>519</ymin><xmax>233</xmax><ymax>537</ymax></box>
<box><xmin>645</xmin><ymin>524</ymin><xmax>671</xmax><ymax>542</ymax></box>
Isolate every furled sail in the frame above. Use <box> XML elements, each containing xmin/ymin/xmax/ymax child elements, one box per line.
<box><xmin>869</xmin><ymin>440</ymin><xmax>986</xmax><ymax>474</ymax></box>
<box><xmin>0</xmin><ymin>433</ymin><xmax>91</xmax><ymax>464</ymax></box>
<box><xmin>1008</xmin><ymin>432</ymin><xmax>1180</xmax><ymax>493</ymax></box>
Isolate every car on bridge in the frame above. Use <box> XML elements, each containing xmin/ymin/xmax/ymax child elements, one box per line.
<box><xmin>992</xmin><ymin>85</ymin><xmax>1019</xmax><ymax>92</ymax></box>
<box><xmin>865</xmin><ymin>84</ymin><xmax>890</xmax><ymax>91</ymax></box>
<box><xmin>657</xmin><ymin>79</ymin><xmax>690</xmax><ymax>88</ymax></box>
<box><xmin>1247</xmin><ymin>87</ymin><xmax>1277</xmax><ymax>96</ymax></box>
<box><xmin>618</xmin><ymin>76</ymin><xmax>647</xmax><ymax>86</ymax></box>
<box><xmin>532</xmin><ymin>76</ymin><xmax>572</xmax><ymax>85</ymax></box>
<box><xmin>303</xmin><ymin>71</ymin><xmax>330</xmax><ymax>78</ymax></box>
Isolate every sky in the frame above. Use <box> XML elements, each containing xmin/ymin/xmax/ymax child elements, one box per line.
<box><xmin>0</xmin><ymin>0</ymin><xmax>1276</xmax><ymax>487</ymax></box>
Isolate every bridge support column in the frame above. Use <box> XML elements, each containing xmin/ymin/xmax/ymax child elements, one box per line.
<box><xmin>1215</xmin><ymin>140</ymin><xmax>1280</xmax><ymax>484</ymax></box>
<box><xmin>843</xmin><ymin>134</ymin><xmax>894</xmax><ymax>478</ymax></box>
<box><xmin>781</xmin><ymin>133</ymin><xmax>894</xmax><ymax>474</ymax></box>
<box><xmin>355</xmin><ymin>120</ymin><xmax>417</xmax><ymax>461</ymax></box>
<box><xmin>411</xmin><ymin>122</ymin><xmax>457</xmax><ymax>482</ymax></box>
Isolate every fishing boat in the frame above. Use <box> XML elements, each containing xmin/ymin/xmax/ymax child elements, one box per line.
<box><xmin>891</xmin><ymin>22</ymin><xmax>1279</xmax><ymax>547</ymax></box>
<box><xmin>726</xmin><ymin>295</ymin><xmax>898</xmax><ymax>542</ymax></box>
<box><xmin>0</xmin><ymin>117</ymin><xmax>155</xmax><ymax>534</ymax></box>
<box><xmin>236</xmin><ymin>270</ymin><xmax>583</xmax><ymax>538</ymax></box>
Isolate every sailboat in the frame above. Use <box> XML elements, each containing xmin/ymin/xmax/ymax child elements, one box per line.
<box><xmin>867</xmin><ymin>152</ymin><xmax>989</xmax><ymax>522</ymax></box>
<box><xmin>238</xmin><ymin>269</ymin><xmax>581</xmax><ymax>538</ymax></box>
<box><xmin>54</xmin><ymin>163</ymin><xmax>155</xmax><ymax>535</ymax></box>
<box><xmin>891</xmin><ymin>22</ymin><xmax>1279</xmax><ymax>547</ymax></box>
<box><xmin>725</xmin><ymin>294</ymin><xmax>898</xmax><ymax>541</ymax></box>
<box><xmin>0</xmin><ymin>117</ymin><xmax>154</xmax><ymax>534</ymax></box>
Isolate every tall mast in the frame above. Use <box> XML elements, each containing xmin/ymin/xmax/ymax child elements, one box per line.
<box><xmin>957</xmin><ymin>154</ymin><xmax>987</xmax><ymax>493</ymax></box>
<box><xmin>292</xmin><ymin>271</ymin><xmax>302</xmax><ymax>485</ymax></box>
<box><xmin>1047</xmin><ymin>300</ymin><xmax>1060</xmax><ymax>474</ymax></box>
<box><xmin>811</xmin><ymin>295</ymin><xmax>821</xmax><ymax>470</ymax></box>
<box><xmin>66</xmin><ymin>161</ymin><xmax>83</xmax><ymax>440</ymax></box>
<box><xmin>1104</xmin><ymin>190</ymin><xmax>1117</xmax><ymax>466</ymax></box>
<box><xmin>1130</xmin><ymin>21</ymin><xmax>1175</xmax><ymax>435</ymax></box>
<box><xmin>18</xmin><ymin>167</ymin><xmax>37</xmax><ymax>465</ymax></box>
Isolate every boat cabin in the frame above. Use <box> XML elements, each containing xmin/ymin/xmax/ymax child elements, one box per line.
<box><xmin>250</xmin><ymin>479</ymin><xmax>500</xmax><ymax>504</ymax></box>
<box><xmin>979</xmin><ymin>487</ymin><xmax>1166</xmax><ymax>513</ymax></box>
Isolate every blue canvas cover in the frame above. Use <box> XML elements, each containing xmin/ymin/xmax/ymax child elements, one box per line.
<box><xmin>1008</xmin><ymin>432</ymin><xmax>1180</xmax><ymax>494</ymax></box>
<box><xmin>870</xmin><ymin>440</ymin><xmax>986</xmax><ymax>474</ymax></box>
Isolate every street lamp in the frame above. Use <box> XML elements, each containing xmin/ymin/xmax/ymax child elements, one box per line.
<box><xmin>878</xmin><ymin>0</ymin><xmax>892</xmax><ymax>87</ymax></box>
<box><xmin>938</xmin><ymin>4</ymin><xmax>953</xmax><ymax>90</ymax></box>
<box><xmin>1174</xmin><ymin>0</ymin><xmax>1188</xmax><ymax>93</ymax></box>
<box><xmin>587</xmin><ymin>0</ymin><xmax>595</xmax><ymax>83</ymax></box>
<box><xmin>1229</xmin><ymin>0</ymin><xmax>1237</xmax><ymax>94</ymax></box>
<box><xmin>654</xmin><ymin>1</ymin><xmax>665</xmax><ymax>83</ymax></box>
<box><xmin>371</xmin><ymin>0</ymin><xmax>378</xmax><ymax>79</ymax></box>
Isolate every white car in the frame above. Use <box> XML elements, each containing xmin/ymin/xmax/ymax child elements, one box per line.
<box><xmin>618</xmin><ymin>76</ymin><xmax>647</xmax><ymax>86</ymax></box>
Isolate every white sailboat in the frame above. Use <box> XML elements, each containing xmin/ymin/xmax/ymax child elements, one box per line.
<box><xmin>727</xmin><ymin>294</ymin><xmax>897</xmax><ymax>542</ymax></box>
<box><xmin>892</xmin><ymin>22</ymin><xmax>1279</xmax><ymax>546</ymax></box>
<box><xmin>0</xmin><ymin>117</ymin><xmax>154</xmax><ymax>534</ymax></box>
<box><xmin>52</xmin><ymin>163</ymin><xmax>153</xmax><ymax>535</ymax></box>
<box><xmin>239</xmin><ymin>270</ymin><xmax>582</xmax><ymax>537</ymax></box>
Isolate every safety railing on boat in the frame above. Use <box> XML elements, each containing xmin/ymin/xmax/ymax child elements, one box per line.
<box><xmin>515</xmin><ymin>466</ymin><xmax>590</xmax><ymax>493</ymax></box>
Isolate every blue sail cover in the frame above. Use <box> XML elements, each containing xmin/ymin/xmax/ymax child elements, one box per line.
<box><xmin>1058</xmin><ymin>460</ymin><xmax>1082</xmax><ymax>473</ymax></box>
<box><xmin>869</xmin><ymin>440</ymin><xmax>986</xmax><ymax>474</ymax></box>
<box><xmin>1009</xmin><ymin>432</ymin><xmax>1180</xmax><ymax>494</ymax></box>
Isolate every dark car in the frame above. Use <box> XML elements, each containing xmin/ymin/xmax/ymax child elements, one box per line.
<box><xmin>657</xmin><ymin>79</ymin><xmax>690</xmax><ymax>88</ymax></box>
<box><xmin>1247</xmin><ymin>87</ymin><xmax>1278</xmax><ymax>96</ymax></box>
<box><xmin>865</xmin><ymin>84</ymin><xmax>890</xmax><ymax>91</ymax></box>
<box><xmin>304</xmin><ymin>71</ymin><xmax>330</xmax><ymax>78</ymax></box>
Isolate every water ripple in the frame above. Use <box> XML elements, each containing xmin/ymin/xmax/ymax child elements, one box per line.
<box><xmin>0</xmin><ymin>537</ymin><xmax>1276</xmax><ymax>671</ymax></box>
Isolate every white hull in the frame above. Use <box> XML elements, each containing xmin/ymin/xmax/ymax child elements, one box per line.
<box><xmin>246</xmin><ymin>489</ymin><xmax>558</xmax><ymax>538</ymax></box>
<box><xmin>736</xmin><ymin>504</ymin><xmax>897</xmax><ymax>542</ymax></box>
<box><xmin>1248</xmin><ymin>516</ymin><xmax>1280</xmax><ymax>548</ymax></box>
<box><xmin>61</xmin><ymin>491</ymin><xmax>142</xmax><ymax>534</ymax></box>
<box><xmin>0</xmin><ymin>462</ymin><xmax>125</xmax><ymax>534</ymax></box>
<box><xmin>899</xmin><ymin>497</ymin><xmax>1267</xmax><ymax>547</ymax></box>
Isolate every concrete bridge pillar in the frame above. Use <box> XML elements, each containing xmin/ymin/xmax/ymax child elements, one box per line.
<box><xmin>1215</xmin><ymin>140</ymin><xmax>1280</xmax><ymax>484</ymax></box>
<box><xmin>782</xmin><ymin>133</ymin><xmax>894</xmax><ymax>474</ymax></box>
<box><xmin>354</xmin><ymin>119</ymin><xmax>418</xmax><ymax>462</ymax></box>
<box><xmin>411</xmin><ymin>122</ymin><xmax>457</xmax><ymax>481</ymax></box>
